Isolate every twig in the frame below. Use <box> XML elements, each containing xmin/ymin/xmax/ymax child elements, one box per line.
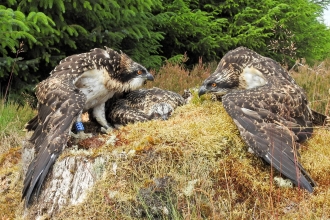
<box><xmin>3</xmin><ymin>42</ymin><xmax>24</xmax><ymax>105</ymax></box>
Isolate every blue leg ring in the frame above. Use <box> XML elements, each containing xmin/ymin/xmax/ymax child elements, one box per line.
<box><xmin>75</xmin><ymin>122</ymin><xmax>85</xmax><ymax>132</ymax></box>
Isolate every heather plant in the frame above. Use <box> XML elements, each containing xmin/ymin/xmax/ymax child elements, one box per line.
<box><xmin>146</xmin><ymin>54</ymin><xmax>216</xmax><ymax>94</ymax></box>
<box><xmin>290</xmin><ymin>58</ymin><xmax>330</xmax><ymax>115</ymax></box>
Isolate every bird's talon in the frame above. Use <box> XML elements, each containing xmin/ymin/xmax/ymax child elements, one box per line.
<box><xmin>101</xmin><ymin>127</ymin><xmax>113</xmax><ymax>134</ymax></box>
<box><xmin>71</xmin><ymin>131</ymin><xmax>92</xmax><ymax>139</ymax></box>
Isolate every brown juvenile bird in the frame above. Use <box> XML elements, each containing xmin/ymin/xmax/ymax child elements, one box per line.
<box><xmin>107</xmin><ymin>87</ymin><xmax>186</xmax><ymax>127</ymax></box>
<box><xmin>199</xmin><ymin>47</ymin><xmax>316</xmax><ymax>192</ymax></box>
<box><xmin>23</xmin><ymin>47</ymin><xmax>154</xmax><ymax>207</ymax></box>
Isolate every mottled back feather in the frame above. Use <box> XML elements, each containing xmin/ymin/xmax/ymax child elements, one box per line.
<box><xmin>107</xmin><ymin>87</ymin><xmax>185</xmax><ymax>126</ymax></box>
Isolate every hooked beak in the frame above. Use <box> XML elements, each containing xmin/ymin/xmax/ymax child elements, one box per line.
<box><xmin>146</xmin><ymin>72</ymin><xmax>154</xmax><ymax>81</ymax></box>
<box><xmin>198</xmin><ymin>85</ymin><xmax>207</xmax><ymax>97</ymax></box>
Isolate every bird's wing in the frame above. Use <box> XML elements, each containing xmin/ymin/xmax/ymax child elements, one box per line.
<box><xmin>311</xmin><ymin>109</ymin><xmax>330</xmax><ymax>126</ymax></box>
<box><xmin>108</xmin><ymin>99</ymin><xmax>149</xmax><ymax>125</ymax></box>
<box><xmin>160</xmin><ymin>89</ymin><xmax>186</xmax><ymax>107</ymax></box>
<box><xmin>50</xmin><ymin>48</ymin><xmax>114</xmax><ymax>76</ymax></box>
<box><xmin>24</xmin><ymin>115</ymin><xmax>38</xmax><ymax>131</ymax></box>
<box><xmin>222</xmin><ymin>87</ymin><xmax>315</xmax><ymax>192</ymax></box>
<box><xmin>107</xmin><ymin>88</ymin><xmax>185</xmax><ymax>125</ymax></box>
<box><xmin>22</xmin><ymin>74</ymin><xmax>86</xmax><ymax>207</ymax></box>
<box><xmin>125</xmin><ymin>88</ymin><xmax>185</xmax><ymax>108</ymax></box>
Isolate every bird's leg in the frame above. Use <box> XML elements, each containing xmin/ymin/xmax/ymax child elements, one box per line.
<box><xmin>93</xmin><ymin>103</ymin><xmax>113</xmax><ymax>133</ymax></box>
<box><xmin>71</xmin><ymin>113</ymin><xmax>93</xmax><ymax>139</ymax></box>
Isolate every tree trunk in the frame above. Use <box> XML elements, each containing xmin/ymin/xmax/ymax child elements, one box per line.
<box><xmin>21</xmin><ymin>134</ymin><xmax>107</xmax><ymax>219</ymax></box>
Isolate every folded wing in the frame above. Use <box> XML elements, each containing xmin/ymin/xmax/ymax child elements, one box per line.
<box><xmin>22</xmin><ymin>74</ymin><xmax>86</xmax><ymax>206</ymax></box>
<box><xmin>222</xmin><ymin>87</ymin><xmax>315</xmax><ymax>192</ymax></box>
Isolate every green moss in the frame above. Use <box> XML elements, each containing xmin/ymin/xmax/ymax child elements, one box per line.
<box><xmin>0</xmin><ymin>147</ymin><xmax>22</xmax><ymax>220</ymax></box>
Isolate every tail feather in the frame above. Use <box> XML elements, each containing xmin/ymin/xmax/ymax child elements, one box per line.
<box><xmin>24</xmin><ymin>115</ymin><xmax>39</xmax><ymax>131</ymax></box>
<box><xmin>22</xmin><ymin>147</ymin><xmax>59</xmax><ymax>207</ymax></box>
<box><xmin>312</xmin><ymin>109</ymin><xmax>329</xmax><ymax>126</ymax></box>
<box><xmin>264</xmin><ymin>146</ymin><xmax>316</xmax><ymax>192</ymax></box>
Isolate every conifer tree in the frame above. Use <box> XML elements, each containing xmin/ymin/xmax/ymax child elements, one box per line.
<box><xmin>0</xmin><ymin>0</ymin><xmax>164</xmax><ymax>101</ymax></box>
<box><xmin>1</xmin><ymin>0</ymin><xmax>330</xmax><ymax>102</ymax></box>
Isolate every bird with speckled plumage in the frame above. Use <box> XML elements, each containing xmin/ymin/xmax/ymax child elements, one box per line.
<box><xmin>107</xmin><ymin>87</ymin><xmax>186</xmax><ymax>127</ymax></box>
<box><xmin>22</xmin><ymin>47</ymin><xmax>154</xmax><ymax>207</ymax></box>
<box><xmin>199</xmin><ymin>47</ymin><xmax>316</xmax><ymax>192</ymax></box>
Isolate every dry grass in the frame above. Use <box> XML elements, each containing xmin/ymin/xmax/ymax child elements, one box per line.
<box><xmin>0</xmin><ymin>147</ymin><xmax>22</xmax><ymax>220</ymax></box>
<box><xmin>145</xmin><ymin>54</ymin><xmax>217</xmax><ymax>94</ymax></box>
<box><xmin>290</xmin><ymin>58</ymin><xmax>330</xmax><ymax>115</ymax></box>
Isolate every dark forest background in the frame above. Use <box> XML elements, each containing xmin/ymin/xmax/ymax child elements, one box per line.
<box><xmin>1</xmin><ymin>0</ymin><xmax>330</xmax><ymax>103</ymax></box>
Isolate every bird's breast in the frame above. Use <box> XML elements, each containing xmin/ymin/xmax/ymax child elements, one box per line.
<box><xmin>75</xmin><ymin>69</ymin><xmax>115</xmax><ymax>110</ymax></box>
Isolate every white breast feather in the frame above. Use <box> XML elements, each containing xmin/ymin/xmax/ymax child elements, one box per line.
<box><xmin>126</xmin><ymin>78</ymin><xmax>146</xmax><ymax>91</ymax></box>
<box><xmin>241</xmin><ymin>67</ymin><xmax>267</xmax><ymax>89</ymax></box>
<box><xmin>75</xmin><ymin>68</ymin><xmax>115</xmax><ymax>110</ymax></box>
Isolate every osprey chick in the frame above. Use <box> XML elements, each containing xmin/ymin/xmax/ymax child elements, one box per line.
<box><xmin>199</xmin><ymin>47</ymin><xmax>316</xmax><ymax>192</ymax></box>
<box><xmin>23</xmin><ymin>47</ymin><xmax>154</xmax><ymax>207</ymax></box>
<box><xmin>107</xmin><ymin>87</ymin><xmax>186</xmax><ymax>126</ymax></box>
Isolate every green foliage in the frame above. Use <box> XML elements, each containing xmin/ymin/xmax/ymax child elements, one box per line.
<box><xmin>158</xmin><ymin>0</ymin><xmax>231</xmax><ymax>64</ymax></box>
<box><xmin>159</xmin><ymin>0</ymin><xmax>330</xmax><ymax>66</ymax></box>
<box><xmin>0</xmin><ymin>4</ymin><xmax>59</xmax><ymax>102</ymax></box>
<box><xmin>265</xmin><ymin>0</ymin><xmax>330</xmax><ymax>65</ymax></box>
<box><xmin>1</xmin><ymin>0</ymin><xmax>330</xmax><ymax>104</ymax></box>
<box><xmin>0</xmin><ymin>6</ymin><xmax>57</xmax><ymax>77</ymax></box>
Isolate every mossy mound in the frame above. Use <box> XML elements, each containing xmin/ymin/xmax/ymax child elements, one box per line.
<box><xmin>1</xmin><ymin>92</ymin><xmax>330</xmax><ymax>219</ymax></box>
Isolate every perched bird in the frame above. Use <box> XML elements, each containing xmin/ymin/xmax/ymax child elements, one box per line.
<box><xmin>22</xmin><ymin>47</ymin><xmax>154</xmax><ymax>207</ymax></box>
<box><xmin>199</xmin><ymin>47</ymin><xmax>316</xmax><ymax>192</ymax></box>
<box><xmin>107</xmin><ymin>87</ymin><xmax>186</xmax><ymax>127</ymax></box>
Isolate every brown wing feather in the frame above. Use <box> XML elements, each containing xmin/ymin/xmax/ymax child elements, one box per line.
<box><xmin>222</xmin><ymin>86</ymin><xmax>315</xmax><ymax>192</ymax></box>
<box><xmin>124</xmin><ymin>88</ymin><xmax>185</xmax><ymax>111</ymax></box>
<box><xmin>22</xmin><ymin>74</ymin><xmax>86</xmax><ymax>207</ymax></box>
<box><xmin>107</xmin><ymin>88</ymin><xmax>185</xmax><ymax>125</ymax></box>
<box><xmin>107</xmin><ymin>98</ymin><xmax>150</xmax><ymax>125</ymax></box>
<box><xmin>199</xmin><ymin>47</ymin><xmax>315</xmax><ymax>192</ymax></box>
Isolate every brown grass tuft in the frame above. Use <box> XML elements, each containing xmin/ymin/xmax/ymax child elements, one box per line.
<box><xmin>290</xmin><ymin>58</ymin><xmax>330</xmax><ymax>114</ymax></box>
<box><xmin>145</xmin><ymin>54</ymin><xmax>216</xmax><ymax>94</ymax></box>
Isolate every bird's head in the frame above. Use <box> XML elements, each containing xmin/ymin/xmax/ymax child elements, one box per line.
<box><xmin>104</xmin><ymin>47</ymin><xmax>154</xmax><ymax>91</ymax></box>
<box><xmin>121</xmin><ymin>60</ymin><xmax>154</xmax><ymax>90</ymax></box>
<box><xmin>198</xmin><ymin>61</ymin><xmax>241</xmax><ymax>97</ymax></box>
<box><xmin>198</xmin><ymin>47</ymin><xmax>267</xmax><ymax>97</ymax></box>
<box><xmin>149</xmin><ymin>102</ymin><xmax>174</xmax><ymax>121</ymax></box>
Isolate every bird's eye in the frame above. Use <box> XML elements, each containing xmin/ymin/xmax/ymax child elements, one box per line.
<box><xmin>137</xmin><ymin>70</ymin><xmax>142</xmax><ymax>75</ymax></box>
<box><xmin>211</xmin><ymin>83</ymin><xmax>217</xmax><ymax>87</ymax></box>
